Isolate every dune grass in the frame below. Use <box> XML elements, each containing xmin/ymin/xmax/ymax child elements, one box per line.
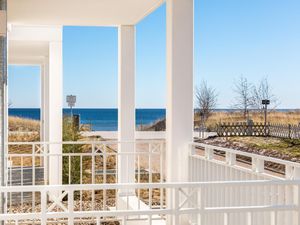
<box><xmin>8</xmin><ymin>116</ymin><xmax>40</xmax><ymax>142</ymax></box>
<box><xmin>198</xmin><ymin>111</ymin><xmax>300</xmax><ymax>129</ymax></box>
<box><xmin>9</xmin><ymin>116</ymin><xmax>40</xmax><ymax>132</ymax></box>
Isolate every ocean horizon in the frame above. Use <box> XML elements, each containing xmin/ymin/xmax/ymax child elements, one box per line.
<box><xmin>9</xmin><ymin>108</ymin><xmax>166</xmax><ymax>131</ymax></box>
<box><xmin>9</xmin><ymin>108</ymin><xmax>300</xmax><ymax>131</ymax></box>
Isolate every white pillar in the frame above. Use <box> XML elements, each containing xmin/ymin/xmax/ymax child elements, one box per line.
<box><xmin>43</xmin><ymin>62</ymin><xmax>50</xmax><ymax>144</ymax></box>
<box><xmin>47</xmin><ymin>40</ymin><xmax>63</xmax><ymax>186</ymax></box>
<box><xmin>166</xmin><ymin>0</ymin><xmax>194</xmax><ymax>224</ymax></box>
<box><xmin>40</xmin><ymin>64</ymin><xmax>45</xmax><ymax>142</ymax></box>
<box><xmin>117</xmin><ymin>25</ymin><xmax>135</xmax><ymax>186</ymax></box>
<box><xmin>166</xmin><ymin>0</ymin><xmax>194</xmax><ymax>183</ymax></box>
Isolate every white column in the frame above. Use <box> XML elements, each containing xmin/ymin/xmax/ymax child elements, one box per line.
<box><xmin>117</xmin><ymin>25</ymin><xmax>135</xmax><ymax>186</ymax></box>
<box><xmin>166</xmin><ymin>0</ymin><xmax>194</xmax><ymax>224</ymax></box>
<box><xmin>166</xmin><ymin>0</ymin><xmax>194</xmax><ymax>182</ymax></box>
<box><xmin>47</xmin><ymin>40</ymin><xmax>63</xmax><ymax>186</ymax></box>
<box><xmin>43</xmin><ymin>62</ymin><xmax>50</xmax><ymax>143</ymax></box>
<box><xmin>40</xmin><ymin>64</ymin><xmax>45</xmax><ymax>142</ymax></box>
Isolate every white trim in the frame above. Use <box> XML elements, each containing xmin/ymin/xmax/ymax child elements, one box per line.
<box><xmin>9</xmin><ymin>25</ymin><xmax>62</xmax><ymax>42</ymax></box>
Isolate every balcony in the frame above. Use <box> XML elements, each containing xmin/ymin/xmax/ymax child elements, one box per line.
<box><xmin>1</xmin><ymin>0</ymin><xmax>300</xmax><ymax>224</ymax></box>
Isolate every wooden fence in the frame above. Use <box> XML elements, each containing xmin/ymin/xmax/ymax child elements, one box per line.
<box><xmin>268</xmin><ymin>123</ymin><xmax>300</xmax><ymax>139</ymax></box>
<box><xmin>216</xmin><ymin>122</ymin><xmax>300</xmax><ymax>139</ymax></box>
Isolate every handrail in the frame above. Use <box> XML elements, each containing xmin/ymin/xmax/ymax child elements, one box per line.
<box><xmin>191</xmin><ymin>142</ymin><xmax>300</xmax><ymax>168</ymax></box>
<box><xmin>1</xmin><ymin>179</ymin><xmax>300</xmax><ymax>192</ymax></box>
<box><xmin>6</xmin><ymin>139</ymin><xmax>165</xmax><ymax>145</ymax></box>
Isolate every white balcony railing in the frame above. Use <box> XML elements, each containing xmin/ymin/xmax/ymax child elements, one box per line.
<box><xmin>189</xmin><ymin>142</ymin><xmax>300</xmax><ymax>225</ymax></box>
<box><xmin>6</xmin><ymin>140</ymin><xmax>165</xmax><ymax>186</ymax></box>
<box><xmin>190</xmin><ymin>142</ymin><xmax>300</xmax><ymax>181</ymax></box>
<box><xmin>0</xmin><ymin>180</ymin><xmax>300</xmax><ymax>224</ymax></box>
<box><xmin>1</xmin><ymin>140</ymin><xmax>300</xmax><ymax>225</ymax></box>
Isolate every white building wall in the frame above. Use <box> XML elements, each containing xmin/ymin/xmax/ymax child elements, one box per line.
<box><xmin>0</xmin><ymin>0</ymin><xmax>7</xmax><ymax>216</ymax></box>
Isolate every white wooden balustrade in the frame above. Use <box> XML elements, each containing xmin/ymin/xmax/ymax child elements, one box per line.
<box><xmin>0</xmin><ymin>141</ymin><xmax>300</xmax><ymax>225</ymax></box>
<box><xmin>189</xmin><ymin>142</ymin><xmax>300</xmax><ymax>225</ymax></box>
<box><xmin>0</xmin><ymin>181</ymin><xmax>300</xmax><ymax>225</ymax></box>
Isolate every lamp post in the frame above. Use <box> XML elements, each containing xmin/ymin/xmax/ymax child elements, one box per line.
<box><xmin>262</xmin><ymin>99</ymin><xmax>270</xmax><ymax>136</ymax></box>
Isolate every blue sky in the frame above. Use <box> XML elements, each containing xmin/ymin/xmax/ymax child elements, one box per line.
<box><xmin>8</xmin><ymin>0</ymin><xmax>300</xmax><ymax>109</ymax></box>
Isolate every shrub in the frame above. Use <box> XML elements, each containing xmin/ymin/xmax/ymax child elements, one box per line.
<box><xmin>62</xmin><ymin>117</ymin><xmax>82</xmax><ymax>184</ymax></box>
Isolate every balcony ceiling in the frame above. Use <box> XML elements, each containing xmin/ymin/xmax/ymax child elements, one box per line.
<box><xmin>8</xmin><ymin>0</ymin><xmax>164</xmax><ymax>26</ymax></box>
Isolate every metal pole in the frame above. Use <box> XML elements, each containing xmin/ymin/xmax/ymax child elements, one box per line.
<box><xmin>0</xmin><ymin>0</ymin><xmax>7</xmax><ymax>220</ymax></box>
<box><xmin>70</xmin><ymin>106</ymin><xmax>74</xmax><ymax>140</ymax></box>
<box><xmin>264</xmin><ymin>104</ymin><xmax>267</xmax><ymax>136</ymax></box>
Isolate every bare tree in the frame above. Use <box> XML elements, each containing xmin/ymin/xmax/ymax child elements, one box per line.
<box><xmin>252</xmin><ymin>77</ymin><xmax>279</xmax><ymax>112</ymax></box>
<box><xmin>232</xmin><ymin>76</ymin><xmax>254</xmax><ymax>119</ymax></box>
<box><xmin>196</xmin><ymin>81</ymin><xmax>218</xmax><ymax>123</ymax></box>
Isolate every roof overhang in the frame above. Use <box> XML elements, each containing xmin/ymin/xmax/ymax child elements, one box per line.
<box><xmin>8</xmin><ymin>0</ymin><xmax>164</xmax><ymax>26</ymax></box>
<box><xmin>9</xmin><ymin>41</ymin><xmax>48</xmax><ymax>65</ymax></box>
<box><xmin>8</xmin><ymin>26</ymin><xmax>62</xmax><ymax>65</ymax></box>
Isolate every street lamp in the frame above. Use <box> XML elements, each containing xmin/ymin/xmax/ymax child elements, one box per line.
<box><xmin>262</xmin><ymin>99</ymin><xmax>270</xmax><ymax>136</ymax></box>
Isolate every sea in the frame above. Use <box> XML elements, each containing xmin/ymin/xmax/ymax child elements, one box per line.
<box><xmin>9</xmin><ymin>108</ymin><xmax>298</xmax><ymax>131</ymax></box>
<box><xmin>8</xmin><ymin>108</ymin><xmax>166</xmax><ymax>131</ymax></box>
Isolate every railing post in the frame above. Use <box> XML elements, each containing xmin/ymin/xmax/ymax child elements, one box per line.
<box><xmin>285</xmin><ymin>165</ymin><xmax>300</xmax><ymax>225</ymax></box>
<box><xmin>286</xmin><ymin>164</ymin><xmax>295</xmax><ymax>225</ymax></box>
<box><xmin>226</xmin><ymin>152</ymin><xmax>236</xmax><ymax>166</ymax></box>
<box><xmin>270</xmin><ymin>211</ymin><xmax>277</xmax><ymax>225</ymax></box>
<box><xmin>252</xmin><ymin>157</ymin><xmax>264</xmax><ymax>173</ymax></box>
<box><xmin>68</xmin><ymin>190</ymin><xmax>74</xmax><ymax>225</ymax></box>
<box><xmin>190</xmin><ymin>144</ymin><xmax>196</xmax><ymax>156</ymax></box>
<box><xmin>43</xmin><ymin>143</ymin><xmax>48</xmax><ymax>185</ymax></box>
<box><xmin>286</xmin><ymin>165</ymin><xmax>294</xmax><ymax>179</ymax></box>
<box><xmin>205</xmin><ymin>147</ymin><xmax>213</xmax><ymax>160</ymax></box>
<box><xmin>223</xmin><ymin>213</ymin><xmax>229</xmax><ymax>225</ymax></box>
<box><xmin>41</xmin><ymin>190</ymin><xmax>47</xmax><ymax>225</ymax></box>
<box><xmin>197</xmin><ymin>187</ymin><xmax>205</xmax><ymax>225</ymax></box>
<box><xmin>293</xmin><ymin>167</ymin><xmax>300</xmax><ymax>225</ymax></box>
<box><xmin>174</xmin><ymin>188</ymin><xmax>179</xmax><ymax>225</ymax></box>
<box><xmin>247</xmin><ymin>212</ymin><xmax>253</xmax><ymax>225</ymax></box>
